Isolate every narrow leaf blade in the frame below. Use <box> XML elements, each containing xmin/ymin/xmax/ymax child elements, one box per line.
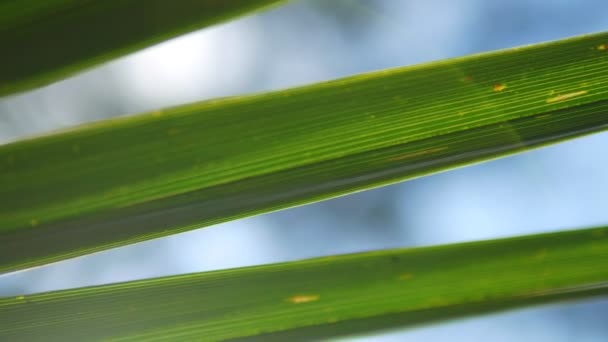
<box><xmin>1</xmin><ymin>32</ymin><xmax>608</xmax><ymax>272</ymax></box>
<box><xmin>1</xmin><ymin>227</ymin><xmax>607</xmax><ymax>341</ymax></box>
<box><xmin>0</xmin><ymin>0</ymin><xmax>285</xmax><ymax>96</ymax></box>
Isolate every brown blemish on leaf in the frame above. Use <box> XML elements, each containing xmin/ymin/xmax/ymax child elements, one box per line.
<box><xmin>546</xmin><ymin>90</ymin><xmax>587</xmax><ymax>103</ymax></box>
<box><xmin>493</xmin><ymin>83</ymin><xmax>507</xmax><ymax>92</ymax></box>
<box><xmin>390</xmin><ymin>147</ymin><xmax>447</xmax><ymax>161</ymax></box>
<box><xmin>399</xmin><ymin>273</ymin><xmax>413</xmax><ymax>280</ymax></box>
<box><xmin>592</xmin><ymin>229</ymin><xmax>606</xmax><ymax>238</ymax></box>
<box><xmin>288</xmin><ymin>294</ymin><xmax>320</xmax><ymax>304</ymax></box>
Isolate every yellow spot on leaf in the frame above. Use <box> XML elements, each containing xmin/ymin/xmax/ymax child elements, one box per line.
<box><xmin>546</xmin><ymin>90</ymin><xmax>588</xmax><ymax>103</ymax></box>
<box><xmin>598</xmin><ymin>44</ymin><xmax>607</xmax><ymax>51</ymax></box>
<box><xmin>390</xmin><ymin>147</ymin><xmax>447</xmax><ymax>161</ymax></box>
<box><xmin>535</xmin><ymin>114</ymin><xmax>551</xmax><ymax>120</ymax></box>
<box><xmin>399</xmin><ymin>273</ymin><xmax>413</xmax><ymax>280</ymax></box>
<box><xmin>29</xmin><ymin>219</ymin><xmax>39</xmax><ymax>227</ymax></box>
<box><xmin>167</xmin><ymin>128</ymin><xmax>180</xmax><ymax>136</ymax></box>
<box><xmin>288</xmin><ymin>294</ymin><xmax>320</xmax><ymax>304</ymax></box>
<box><xmin>16</xmin><ymin>295</ymin><xmax>25</xmax><ymax>300</ymax></box>
<box><xmin>152</xmin><ymin>110</ymin><xmax>163</xmax><ymax>117</ymax></box>
<box><xmin>493</xmin><ymin>83</ymin><xmax>507</xmax><ymax>92</ymax></box>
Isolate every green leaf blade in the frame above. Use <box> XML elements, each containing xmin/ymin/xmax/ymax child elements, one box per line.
<box><xmin>1</xmin><ymin>226</ymin><xmax>607</xmax><ymax>341</ymax></box>
<box><xmin>1</xmin><ymin>32</ymin><xmax>608</xmax><ymax>272</ymax></box>
<box><xmin>0</xmin><ymin>0</ymin><xmax>285</xmax><ymax>96</ymax></box>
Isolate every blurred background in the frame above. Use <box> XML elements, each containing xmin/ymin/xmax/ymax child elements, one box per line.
<box><xmin>1</xmin><ymin>0</ymin><xmax>608</xmax><ymax>340</ymax></box>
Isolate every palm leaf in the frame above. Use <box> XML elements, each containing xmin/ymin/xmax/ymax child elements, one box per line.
<box><xmin>0</xmin><ymin>0</ymin><xmax>284</xmax><ymax>96</ymax></box>
<box><xmin>2</xmin><ymin>32</ymin><xmax>608</xmax><ymax>273</ymax></box>
<box><xmin>1</xmin><ymin>226</ymin><xmax>607</xmax><ymax>341</ymax></box>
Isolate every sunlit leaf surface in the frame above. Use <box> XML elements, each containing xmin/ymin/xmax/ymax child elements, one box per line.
<box><xmin>1</xmin><ymin>32</ymin><xmax>608</xmax><ymax>272</ymax></box>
